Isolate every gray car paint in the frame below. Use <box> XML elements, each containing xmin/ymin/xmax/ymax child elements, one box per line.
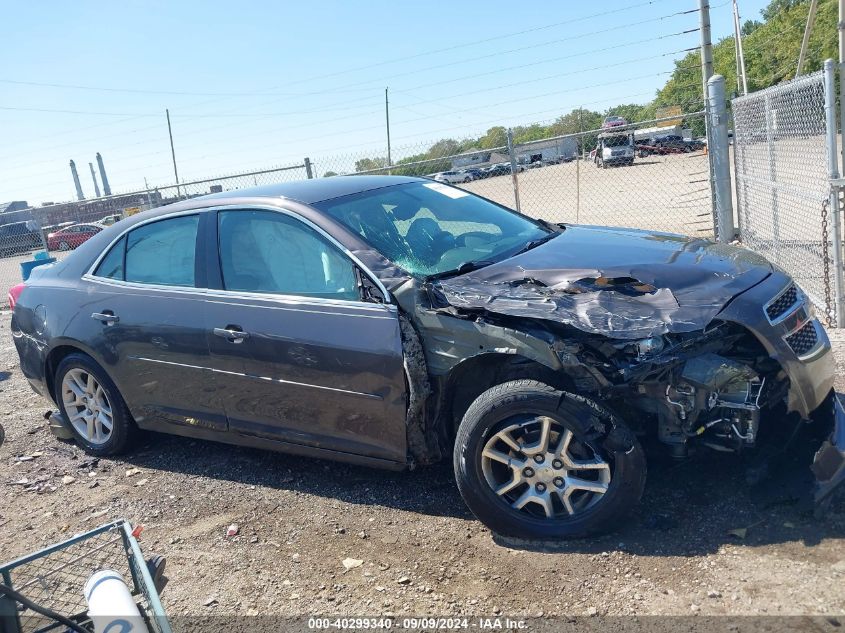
<box><xmin>9</xmin><ymin>177</ymin><xmax>841</xmax><ymax>490</ymax></box>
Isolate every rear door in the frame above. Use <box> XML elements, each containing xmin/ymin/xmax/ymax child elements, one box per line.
<box><xmin>81</xmin><ymin>212</ymin><xmax>225</xmax><ymax>431</ymax></box>
<box><xmin>203</xmin><ymin>207</ymin><xmax>408</xmax><ymax>463</ymax></box>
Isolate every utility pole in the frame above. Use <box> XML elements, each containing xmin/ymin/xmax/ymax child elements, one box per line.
<box><xmin>699</xmin><ymin>0</ymin><xmax>714</xmax><ymax>101</ymax></box>
<box><xmin>732</xmin><ymin>0</ymin><xmax>749</xmax><ymax>94</ymax></box>
<box><xmin>166</xmin><ymin>109</ymin><xmax>181</xmax><ymax>199</ymax></box>
<box><xmin>796</xmin><ymin>0</ymin><xmax>819</xmax><ymax>76</ymax></box>
<box><xmin>839</xmin><ymin>0</ymin><xmax>845</xmax><ymax>171</ymax></box>
<box><xmin>700</xmin><ymin>0</ymin><xmax>716</xmax><ymax>219</ymax></box>
<box><xmin>385</xmin><ymin>88</ymin><xmax>392</xmax><ymax>173</ymax></box>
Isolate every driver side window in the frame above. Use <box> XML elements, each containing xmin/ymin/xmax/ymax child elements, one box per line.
<box><xmin>218</xmin><ymin>210</ymin><xmax>360</xmax><ymax>301</ymax></box>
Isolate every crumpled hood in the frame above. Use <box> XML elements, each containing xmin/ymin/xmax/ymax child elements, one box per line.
<box><xmin>434</xmin><ymin>225</ymin><xmax>772</xmax><ymax>339</ymax></box>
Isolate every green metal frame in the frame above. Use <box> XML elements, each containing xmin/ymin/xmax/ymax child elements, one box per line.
<box><xmin>0</xmin><ymin>519</ymin><xmax>171</xmax><ymax>633</ymax></box>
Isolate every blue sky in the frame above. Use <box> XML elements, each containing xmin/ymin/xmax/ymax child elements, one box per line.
<box><xmin>1</xmin><ymin>0</ymin><xmax>770</xmax><ymax>205</ymax></box>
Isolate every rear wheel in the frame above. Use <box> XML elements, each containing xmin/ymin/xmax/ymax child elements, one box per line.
<box><xmin>58</xmin><ymin>241</ymin><xmax>70</xmax><ymax>251</ymax></box>
<box><xmin>55</xmin><ymin>353</ymin><xmax>136</xmax><ymax>456</ymax></box>
<box><xmin>453</xmin><ymin>380</ymin><xmax>646</xmax><ymax>539</ymax></box>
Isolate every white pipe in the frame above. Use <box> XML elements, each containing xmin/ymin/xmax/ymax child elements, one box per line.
<box><xmin>84</xmin><ymin>569</ymin><xmax>148</xmax><ymax>633</ymax></box>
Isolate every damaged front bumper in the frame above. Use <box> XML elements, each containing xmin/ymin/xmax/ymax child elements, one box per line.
<box><xmin>812</xmin><ymin>392</ymin><xmax>845</xmax><ymax>507</ymax></box>
<box><xmin>718</xmin><ymin>269</ymin><xmax>835</xmax><ymax>420</ymax></box>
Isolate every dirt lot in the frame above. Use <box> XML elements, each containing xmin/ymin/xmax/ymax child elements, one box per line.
<box><xmin>462</xmin><ymin>153</ymin><xmax>713</xmax><ymax>237</ymax></box>
<box><xmin>0</xmin><ymin>311</ymin><xmax>844</xmax><ymax>622</ymax></box>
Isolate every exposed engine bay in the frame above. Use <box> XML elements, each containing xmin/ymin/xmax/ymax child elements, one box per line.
<box><xmin>618</xmin><ymin>329</ymin><xmax>785</xmax><ymax>458</ymax></box>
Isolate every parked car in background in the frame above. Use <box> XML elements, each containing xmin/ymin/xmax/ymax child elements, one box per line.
<box><xmin>602</xmin><ymin>115</ymin><xmax>627</xmax><ymax>130</ymax></box>
<box><xmin>9</xmin><ymin>176</ymin><xmax>841</xmax><ymax>539</ymax></box>
<box><xmin>459</xmin><ymin>168</ymin><xmax>484</xmax><ymax>181</ymax></box>
<box><xmin>483</xmin><ymin>162</ymin><xmax>523</xmax><ymax>177</ymax></box>
<box><xmin>99</xmin><ymin>214</ymin><xmax>122</xmax><ymax>226</ymax></box>
<box><xmin>653</xmin><ymin>135</ymin><xmax>705</xmax><ymax>153</ymax></box>
<box><xmin>0</xmin><ymin>221</ymin><xmax>43</xmax><ymax>258</ymax></box>
<box><xmin>433</xmin><ymin>171</ymin><xmax>472</xmax><ymax>184</ymax></box>
<box><xmin>47</xmin><ymin>223</ymin><xmax>103</xmax><ymax>251</ymax></box>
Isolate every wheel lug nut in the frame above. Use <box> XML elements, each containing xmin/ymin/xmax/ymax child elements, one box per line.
<box><xmin>552</xmin><ymin>459</ymin><xmax>563</xmax><ymax>469</ymax></box>
<box><xmin>535</xmin><ymin>483</ymin><xmax>546</xmax><ymax>493</ymax></box>
<box><xmin>523</xmin><ymin>467</ymin><xmax>534</xmax><ymax>478</ymax></box>
<box><xmin>533</xmin><ymin>454</ymin><xmax>544</xmax><ymax>464</ymax></box>
<box><xmin>554</xmin><ymin>477</ymin><xmax>564</xmax><ymax>487</ymax></box>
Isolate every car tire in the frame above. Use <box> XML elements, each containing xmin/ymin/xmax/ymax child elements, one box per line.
<box><xmin>54</xmin><ymin>353</ymin><xmax>137</xmax><ymax>456</ymax></box>
<box><xmin>453</xmin><ymin>380</ymin><xmax>646</xmax><ymax>539</ymax></box>
<box><xmin>59</xmin><ymin>241</ymin><xmax>70</xmax><ymax>251</ymax></box>
<box><xmin>463</xmin><ymin>177</ymin><xmax>471</xmax><ymax>183</ymax></box>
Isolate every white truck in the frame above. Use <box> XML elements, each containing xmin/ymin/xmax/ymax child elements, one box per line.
<box><xmin>593</xmin><ymin>130</ymin><xmax>635</xmax><ymax>168</ymax></box>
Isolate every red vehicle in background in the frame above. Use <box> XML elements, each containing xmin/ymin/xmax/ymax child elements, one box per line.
<box><xmin>601</xmin><ymin>115</ymin><xmax>627</xmax><ymax>130</ymax></box>
<box><xmin>47</xmin><ymin>223</ymin><xmax>103</xmax><ymax>251</ymax></box>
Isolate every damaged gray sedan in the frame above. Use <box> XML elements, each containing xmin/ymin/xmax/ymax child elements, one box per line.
<box><xmin>11</xmin><ymin>176</ymin><xmax>844</xmax><ymax>538</ymax></box>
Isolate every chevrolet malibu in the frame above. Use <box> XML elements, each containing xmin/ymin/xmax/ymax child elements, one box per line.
<box><xmin>10</xmin><ymin>176</ymin><xmax>844</xmax><ymax>538</ymax></box>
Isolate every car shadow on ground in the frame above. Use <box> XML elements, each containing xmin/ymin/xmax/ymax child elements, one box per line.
<box><xmin>119</xmin><ymin>415</ymin><xmax>844</xmax><ymax>557</ymax></box>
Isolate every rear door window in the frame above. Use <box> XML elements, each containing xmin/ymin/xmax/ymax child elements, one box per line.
<box><xmin>93</xmin><ymin>215</ymin><xmax>199</xmax><ymax>287</ymax></box>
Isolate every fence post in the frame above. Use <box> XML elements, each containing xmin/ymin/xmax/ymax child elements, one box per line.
<box><xmin>506</xmin><ymin>129</ymin><xmax>521</xmax><ymax>212</ymax></box>
<box><xmin>304</xmin><ymin>157</ymin><xmax>313</xmax><ymax>179</ymax></box>
<box><xmin>706</xmin><ymin>75</ymin><xmax>735</xmax><ymax>242</ymax></box>
<box><xmin>823</xmin><ymin>59</ymin><xmax>845</xmax><ymax>326</ymax></box>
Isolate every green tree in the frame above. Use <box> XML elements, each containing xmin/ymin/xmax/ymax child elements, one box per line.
<box><xmin>512</xmin><ymin>123</ymin><xmax>550</xmax><ymax>144</ymax></box>
<box><xmin>761</xmin><ymin>0</ymin><xmax>808</xmax><ymax>21</ymax></box>
<box><xmin>478</xmin><ymin>126</ymin><xmax>508</xmax><ymax>149</ymax></box>
<box><xmin>323</xmin><ymin>171</ymin><xmax>338</xmax><ymax>177</ymax></box>
<box><xmin>604</xmin><ymin>103</ymin><xmax>656</xmax><ymax>123</ymax></box>
<box><xmin>427</xmin><ymin>138</ymin><xmax>461</xmax><ymax>158</ymax></box>
<box><xmin>354</xmin><ymin>157</ymin><xmax>389</xmax><ymax>172</ymax></box>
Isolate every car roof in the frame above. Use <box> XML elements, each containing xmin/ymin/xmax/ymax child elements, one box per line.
<box><xmin>202</xmin><ymin>175</ymin><xmax>421</xmax><ymax>205</ymax></box>
<box><xmin>114</xmin><ymin>175</ymin><xmax>426</xmax><ymax>227</ymax></box>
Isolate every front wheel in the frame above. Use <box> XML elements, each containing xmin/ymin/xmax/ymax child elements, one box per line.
<box><xmin>55</xmin><ymin>353</ymin><xmax>136</xmax><ymax>456</ymax></box>
<box><xmin>453</xmin><ymin>380</ymin><xmax>646</xmax><ymax>539</ymax></box>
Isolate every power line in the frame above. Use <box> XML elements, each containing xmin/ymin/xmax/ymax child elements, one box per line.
<box><xmin>4</xmin><ymin>38</ymin><xmax>698</xmax><ymax>178</ymax></box>
<box><xmin>0</xmin><ymin>78</ymin><xmax>374</xmax><ymax>97</ymax></box>
<box><xmin>4</xmin><ymin>63</ymin><xmax>689</xmax><ymax>187</ymax></box>
<box><xmin>2</xmin><ymin>5</ymin><xmax>700</xmax><ymax>169</ymax></box>
<box><xmin>0</xmin><ymin>11</ymin><xmax>696</xmax><ymax>102</ymax></box>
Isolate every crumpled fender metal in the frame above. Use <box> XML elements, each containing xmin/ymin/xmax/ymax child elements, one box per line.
<box><xmin>399</xmin><ymin>315</ymin><xmax>441</xmax><ymax>465</ymax></box>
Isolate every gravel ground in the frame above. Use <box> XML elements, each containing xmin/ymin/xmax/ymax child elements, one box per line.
<box><xmin>0</xmin><ymin>313</ymin><xmax>844</xmax><ymax>621</ymax></box>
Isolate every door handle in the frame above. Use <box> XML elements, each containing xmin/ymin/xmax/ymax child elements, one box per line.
<box><xmin>213</xmin><ymin>327</ymin><xmax>250</xmax><ymax>343</ymax></box>
<box><xmin>91</xmin><ymin>312</ymin><xmax>119</xmax><ymax>325</ymax></box>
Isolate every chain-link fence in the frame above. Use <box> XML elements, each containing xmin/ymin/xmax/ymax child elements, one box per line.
<box><xmin>317</xmin><ymin>111</ymin><xmax>713</xmax><ymax>237</ymax></box>
<box><xmin>0</xmin><ymin>163</ymin><xmax>307</xmax><ymax>303</ymax></box>
<box><xmin>732</xmin><ymin>67</ymin><xmax>840</xmax><ymax>324</ymax></box>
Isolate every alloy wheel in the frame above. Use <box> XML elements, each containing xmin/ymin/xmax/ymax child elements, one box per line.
<box><xmin>480</xmin><ymin>415</ymin><xmax>611</xmax><ymax>519</ymax></box>
<box><xmin>61</xmin><ymin>368</ymin><xmax>114</xmax><ymax>445</ymax></box>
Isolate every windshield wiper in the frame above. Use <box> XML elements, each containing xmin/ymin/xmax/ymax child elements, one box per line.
<box><xmin>512</xmin><ymin>232</ymin><xmax>559</xmax><ymax>256</ymax></box>
<box><xmin>427</xmin><ymin>260</ymin><xmax>496</xmax><ymax>281</ymax></box>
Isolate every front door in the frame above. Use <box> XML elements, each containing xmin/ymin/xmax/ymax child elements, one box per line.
<box><xmin>205</xmin><ymin>208</ymin><xmax>407</xmax><ymax>463</ymax></box>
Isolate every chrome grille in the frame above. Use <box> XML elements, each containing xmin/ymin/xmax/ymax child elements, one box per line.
<box><xmin>785</xmin><ymin>320</ymin><xmax>818</xmax><ymax>357</ymax></box>
<box><xmin>765</xmin><ymin>284</ymin><xmax>799</xmax><ymax>321</ymax></box>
